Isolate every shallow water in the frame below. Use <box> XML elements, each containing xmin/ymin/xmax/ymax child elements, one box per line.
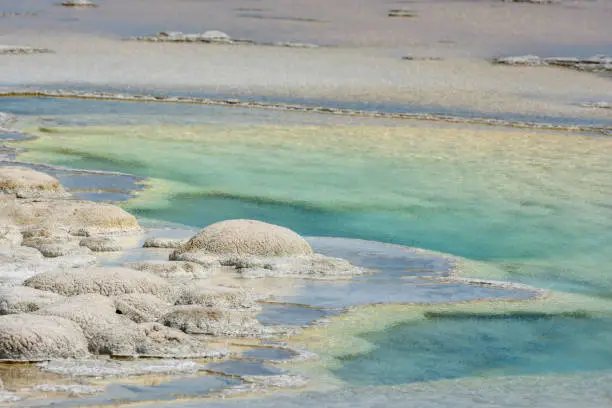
<box><xmin>6</xmin><ymin>103</ymin><xmax>612</xmax><ymax>295</ymax></box>
<box><xmin>3</xmin><ymin>96</ymin><xmax>612</xmax><ymax>405</ymax></box>
<box><xmin>334</xmin><ymin>314</ymin><xmax>612</xmax><ymax>385</ymax></box>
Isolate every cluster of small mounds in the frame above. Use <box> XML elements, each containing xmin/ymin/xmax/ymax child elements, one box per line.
<box><xmin>493</xmin><ymin>55</ymin><xmax>612</xmax><ymax>73</ymax></box>
<box><xmin>388</xmin><ymin>9</ymin><xmax>417</xmax><ymax>17</ymax></box>
<box><xmin>0</xmin><ymin>45</ymin><xmax>53</xmax><ymax>55</ymax></box>
<box><xmin>0</xmin><ymin>165</ymin><xmax>366</xmax><ymax>363</ymax></box>
<box><xmin>60</xmin><ymin>0</ymin><xmax>97</xmax><ymax>7</ymax></box>
<box><xmin>130</xmin><ymin>30</ymin><xmax>319</xmax><ymax>48</ymax></box>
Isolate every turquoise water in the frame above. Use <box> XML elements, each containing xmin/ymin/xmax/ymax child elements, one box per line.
<box><xmin>333</xmin><ymin>313</ymin><xmax>612</xmax><ymax>385</ymax></box>
<box><xmin>3</xmin><ymin>97</ymin><xmax>612</xmax><ymax>399</ymax></box>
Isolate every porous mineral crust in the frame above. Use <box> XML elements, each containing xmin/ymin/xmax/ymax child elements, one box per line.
<box><xmin>0</xmin><ymin>314</ymin><xmax>89</xmax><ymax>361</ymax></box>
<box><xmin>24</xmin><ymin>267</ymin><xmax>177</xmax><ymax>302</ymax></box>
<box><xmin>4</xmin><ymin>199</ymin><xmax>140</xmax><ymax>235</ymax></box>
<box><xmin>161</xmin><ymin>305</ymin><xmax>267</xmax><ymax>337</ymax></box>
<box><xmin>171</xmin><ymin>219</ymin><xmax>313</xmax><ymax>258</ymax></box>
<box><xmin>0</xmin><ymin>286</ymin><xmax>65</xmax><ymax>314</ymax></box>
<box><xmin>0</xmin><ymin>166</ymin><xmax>67</xmax><ymax>198</ymax></box>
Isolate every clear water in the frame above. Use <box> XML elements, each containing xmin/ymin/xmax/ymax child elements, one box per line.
<box><xmin>9</xmin><ymin>114</ymin><xmax>612</xmax><ymax>295</ymax></box>
<box><xmin>3</xmin><ymin>97</ymin><xmax>612</xmax><ymax>402</ymax></box>
<box><xmin>333</xmin><ymin>313</ymin><xmax>612</xmax><ymax>385</ymax></box>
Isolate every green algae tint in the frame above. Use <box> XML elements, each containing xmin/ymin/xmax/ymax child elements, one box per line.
<box><xmin>14</xmin><ymin>123</ymin><xmax>612</xmax><ymax>295</ymax></box>
<box><xmin>332</xmin><ymin>313</ymin><xmax>612</xmax><ymax>386</ymax></box>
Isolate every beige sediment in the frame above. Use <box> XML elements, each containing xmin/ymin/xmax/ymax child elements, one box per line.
<box><xmin>1</xmin><ymin>89</ymin><xmax>610</xmax><ymax>135</ymax></box>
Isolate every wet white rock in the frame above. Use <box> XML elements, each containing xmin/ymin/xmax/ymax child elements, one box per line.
<box><xmin>0</xmin><ymin>166</ymin><xmax>67</xmax><ymax>199</ymax></box>
<box><xmin>219</xmin><ymin>374</ymin><xmax>308</xmax><ymax>397</ymax></box>
<box><xmin>143</xmin><ymin>237</ymin><xmax>186</xmax><ymax>248</ymax></box>
<box><xmin>494</xmin><ymin>54</ymin><xmax>612</xmax><ymax>73</ymax></box>
<box><xmin>79</xmin><ymin>236</ymin><xmax>122</xmax><ymax>252</ymax></box>
<box><xmin>176</xmin><ymin>282</ymin><xmax>261</xmax><ymax>311</ymax></box>
<box><xmin>223</xmin><ymin>253</ymin><xmax>369</xmax><ymax>279</ymax></box>
<box><xmin>24</xmin><ymin>266</ymin><xmax>177</xmax><ymax>302</ymax></box>
<box><xmin>133</xmin><ymin>30</ymin><xmax>233</xmax><ymax>43</ymax></box>
<box><xmin>581</xmin><ymin>101</ymin><xmax>612</xmax><ymax>109</ymax></box>
<box><xmin>137</xmin><ymin>322</ymin><xmax>229</xmax><ymax>358</ymax></box>
<box><xmin>124</xmin><ymin>260</ymin><xmax>211</xmax><ymax>279</ymax></box>
<box><xmin>25</xmin><ymin>384</ymin><xmax>104</xmax><ymax>396</ymax></box>
<box><xmin>0</xmin><ymin>286</ymin><xmax>65</xmax><ymax>314</ymax></box>
<box><xmin>0</xmin><ymin>314</ymin><xmax>89</xmax><ymax>361</ymax></box>
<box><xmin>161</xmin><ymin>305</ymin><xmax>267</xmax><ymax>337</ymax></box>
<box><xmin>39</xmin><ymin>359</ymin><xmax>204</xmax><ymax>378</ymax></box>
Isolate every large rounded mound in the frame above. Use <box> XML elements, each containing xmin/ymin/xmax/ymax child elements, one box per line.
<box><xmin>171</xmin><ymin>220</ymin><xmax>312</xmax><ymax>258</ymax></box>
<box><xmin>7</xmin><ymin>199</ymin><xmax>140</xmax><ymax>235</ymax></box>
<box><xmin>0</xmin><ymin>314</ymin><xmax>88</xmax><ymax>361</ymax></box>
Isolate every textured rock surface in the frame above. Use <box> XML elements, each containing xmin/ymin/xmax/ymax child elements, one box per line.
<box><xmin>0</xmin><ymin>166</ymin><xmax>67</xmax><ymax>198</ymax></box>
<box><xmin>143</xmin><ymin>237</ymin><xmax>186</xmax><ymax>248</ymax></box>
<box><xmin>0</xmin><ymin>45</ymin><xmax>53</xmax><ymax>55</ymax></box>
<box><xmin>0</xmin><ymin>286</ymin><xmax>65</xmax><ymax>314</ymax></box>
<box><xmin>5</xmin><ymin>199</ymin><xmax>140</xmax><ymax>235</ymax></box>
<box><xmin>133</xmin><ymin>31</ymin><xmax>233</xmax><ymax>43</ymax></box>
<box><xmin>494</xmin><ymin>55</ymin><xmax>612</xmax><ymax>73</ymax></box>
<box><xmin>161</xmin><ymin>305</ymin><xmax>266</xmax><ymax>337</ymax></box>
<box><xmin>39</xmin><ymin>359</ymin><xmax>203</xmax><ymax>378</ymax></box>
<box><xmin>21</xmin><ymin>236</ymin><xmax>79</xmax><ymax>258</ymax></box>
<box><xmin>224</xmin><ymin>254</ymin><xmax>368</xmax><ymax>279</ymax></box>
<box><xmin>0</xmin><ymin>314</ymin><xmax>88</xmax><ymax>361</ymax></box>
<box><xmin>581</xmin><ymin>101</ymin><xmax>612</xmax><ymax>109</ymax></box>
<box><xmin>138</xmin><ymin>322</ymin><xmax>229</xmax><ymax>358</ymax></box>
<box><xmin>171</xmin><ymin>220</ymin><xmax>312</xmax><ymax>258</ymax></box>
<box><xmin>0</xmin><ymin>224</ymin><xmax>22</xmax><ymax>248</ymax></box>
<box><xmin>124</xmin><ymin>260</ymin><xmax>211</xmax><ymax>279</ymax></box>
<box><xmin>0</xmin><ymin>244</ymin><xmax>95</xmax><ymax>285</ymax></box>
<box><xmin>176</xmin><ymin>282</ymin><xmax>261</xmax><ymax>310</ymax></box>
<box><xmin>114</xmin><ymin>293</ymin><xmax>171</xmax><ymax>323</ymax></box>
<box><xmin>79</xmin><ymin>236</ymin><xmax>122</xmax><ymax>252</ymax></box>
<box><xmin>24</xmin><ymin>267</ymin><xmax>177</xmax><ymax>302</ymax></box>
<box><xmin>36</xmin><ymin>294</ymin><xmax>147</xmax><ymax>356</ymax></box>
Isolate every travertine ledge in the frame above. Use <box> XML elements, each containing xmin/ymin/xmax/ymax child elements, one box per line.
<box><xmin>1</xmin><ymin>89</ymin><xmax>610</xmax><ymax>136</ymax></box>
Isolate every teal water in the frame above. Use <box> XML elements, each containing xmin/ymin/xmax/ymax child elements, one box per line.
<box><xmin>4</xmin><ymin>97</ymin><xmax>612</xmax><ymax>397</ymax></box>
<box><xmin>333</xmin><ymin>313</ymin><xmax>612</xmax><ymax>385</ymax></box>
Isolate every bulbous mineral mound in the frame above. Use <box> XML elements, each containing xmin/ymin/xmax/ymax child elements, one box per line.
<box><xmin>171</xmin><ymin>219</ymin><xmax>313</xmax><ymax>258</ymax></box>
<box><xmin>0</xmin><ymin>314</ymin><xmax>89</xmax><ymax>361</ymax></box>
<box><xmin>23</xmin><ymin>267</ymin><xmax>177</xmax><ymax>302</ymax></box>
<box><xmin>0</xmin><ymin>166</ymin><xmax>67</xmax><ymax>199</ymax></box>
<box><xmin>4</xmin><ymin>198</ymin><xmax>140</xmax><ymax>235</ymax></box>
